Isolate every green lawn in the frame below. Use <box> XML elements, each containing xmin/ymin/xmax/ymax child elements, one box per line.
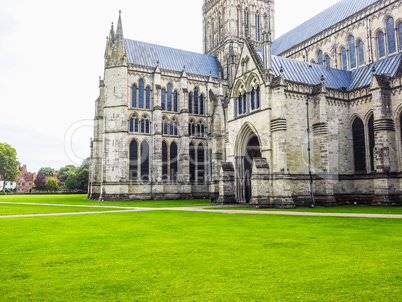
<box><xmin>211</xmin><ymin>206</ymin><xmax>402</xmax><ymax>215</ymax></box>
<box><xmin>0</xmin><ymin>204</ymin><xmax>133</xmax><ymax>216</ymax></box>
<box><xmin>0</xmin><ymin>194</ymin><xmax>211</xmax><ymax>208</ymax></box>
<box><xmin>0</xmin><ymin>198</ymin><xmax>401</xmax><ymax>301</ymax></box>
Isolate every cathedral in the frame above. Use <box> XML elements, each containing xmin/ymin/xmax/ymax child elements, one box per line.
<box><xmin>89</xmin><ymin>0</ymin><xmax>402</xmax><ymax>207</ymax></box>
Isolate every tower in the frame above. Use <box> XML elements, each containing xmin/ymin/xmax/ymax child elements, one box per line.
<box><xmin>202</xmin><ymin>0</ymin><xmax>275</xmax><ymax>85</ymax></box>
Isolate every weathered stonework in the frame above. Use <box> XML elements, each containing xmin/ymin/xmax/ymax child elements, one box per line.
<box><xmin>89</xmin><ymin>1</ymin><xmax>402</xmax><ymax>207</ymax></box>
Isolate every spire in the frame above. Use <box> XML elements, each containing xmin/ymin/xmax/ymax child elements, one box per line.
<box><xmin>105</xmin><ymin>11</ymin><xmax>127</xmax><ymax>68</ymax></box>
<box><xmin>116</xmin><ymin>10</ymin><xmax>124</xmax><ymax>44</ymax></box>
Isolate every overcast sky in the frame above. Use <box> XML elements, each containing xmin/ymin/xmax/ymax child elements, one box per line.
<box><xmin>0</xmin><ymin>0</ymin><xmax>339</xmax><ymax>173</ymax></box>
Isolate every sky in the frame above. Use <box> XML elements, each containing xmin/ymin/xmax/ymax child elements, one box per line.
<box><xmin>0</xmin><ymin>0</ymin><xmax>339</xmax><ymax>173</ymax></box>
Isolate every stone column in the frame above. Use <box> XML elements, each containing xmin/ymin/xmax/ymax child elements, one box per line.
<box><xmin>249</xmin><ymin>158</ymin><xmax>270</xmax><ymax>207</ymax></box>
<box><xmin>218</xmin><ymin>162</ymin><xmax>236</xmax><ymax>204</ymax></box>
<box><xmin>370</xmin><ymin>74</ymin><xmax>397</xmax><ymax>205</ymax></box>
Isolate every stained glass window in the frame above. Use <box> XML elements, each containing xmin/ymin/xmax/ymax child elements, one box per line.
<box><xmin>387</xmin><ymin>17</ymin><xmax>396</xmax><ymax>54</ymax></box>
<box><xmin>129</xmin><ymin>140</ymin><xmax>138</xmax><ymax>180</ymax></box>
<box><xmin>358</xmin><ymin>41</ymin><xmax>365</xmax><ymax>66</ymax></box>
<box><xmin>349</xmin><ymin>36</ymin><xmax>356</xmax><ymax>69</ymax></box>
<box><xmin>352</xmin><ymin>118</ymin><xmax>366</xmax><ymax>172</ymax></box>
<box><xmin>378</xmin><ymin>32</ymin><xmax>386</xmax><ymax>58</ymax></box>
<box><xmin>140</xmin><ymin>141</ymin><xmax>149</xmax><ymax>181</ymax></box>
<box><xmin>132</xmin><ymin>85</ymin><xmax>137</xmax><ymax>107</ymax></box>
<box><xmin>138</xmin><ymin>80</ymin><xmax>144</xmax><ymax>108</ymax></box>
<box><xmin>170</xmin><ymin>142</ymin><xmax>178</xmax><ymax>181</ymax></box>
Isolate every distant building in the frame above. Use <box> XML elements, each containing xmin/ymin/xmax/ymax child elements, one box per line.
<box><xmin>0</xmin><ymin>175</ymin><xmax>16</xmax><ymax>191</ymax></box>
<box><xmin>16</xmin><ymin>165</ymin><xmax>36</xmax><ymax>193</ymax></box>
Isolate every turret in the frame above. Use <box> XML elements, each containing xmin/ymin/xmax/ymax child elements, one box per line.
<box><xmin>105</xmin><ymin>11</ymin><xmax>127</xmax><ymax>68</ymax></box>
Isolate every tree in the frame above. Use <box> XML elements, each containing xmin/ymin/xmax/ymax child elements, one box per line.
<box><xmin>77</xmin><ymin>169</ymin><xmax>89</xmax><ymax>191</ymax></box>
<box><xmin>79</xmin><ymin>157</ymin><xmax>90</xmax><ymax>171</ymax></box>
<box><xmin>57</xmin><ymin>165</ymin><xmax>77</xmax><ymax>183</ymax></box>
<box><xmin>37</xmin><ymin>167</ymin><xmax>55</xmax><ymax>177</ymax></box>
<box><xmin>65</xmin><ymin>172</ymin><xmax>78</xmax><ymax>191</ymax></box>
<box><xmin>34</xmin><ymin>173</ymin><xmax>47</xmax><ymax>191</ymax></box>
<box><xmin>0</xmin><ymin>143</ymin><xmax>20</xmax><ymax>193</ymax></box>
<box><xmin>45</xmin><ymin>178</ymin><xmax>59</xmax><ymax>192</ymax></box>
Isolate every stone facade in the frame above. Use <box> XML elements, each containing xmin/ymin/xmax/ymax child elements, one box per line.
<box><xmin>89</xmin><ymin>0</ymin><xmax>402</xmax><ymax>207</ymax></box>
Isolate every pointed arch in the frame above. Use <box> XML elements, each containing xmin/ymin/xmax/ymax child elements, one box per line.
<box><xmin>387</xmin><ymin>17</ymin><xmax>396</xmax><ymax>54</ymax></box>
<box><xmin>129</xmin><ymin>139</ymin><xmax>138</xmax><ymax>180</ymax></box>
<box><xmin>131</xmin><ymin>84</ymin><xmax>137</xmax><ymax>108</ymax></box>
<box><xmin>189</xmin><ymin>142</ymin><xmax>196</xmax><ymax>182</ymax></box>
<box><xmin>197</xmin><ymin>142</ymin><xmax>205</xmax><ymax>182</ymax></box>
<box><xmin>378</xmin><ymin>31</ymin><xmax>386</xmax><ymax>58</ymax></box>
<box><xmin>140</xmin><ymin>140</ymin><xmax>150</xmax><ymax>181</ymax></box>
<box><xmin>352</xmin><ymin>117</ymin><xmax>366</xmax><ymax>172</ymax></box>
<box><xmin>349</xmin><ymin>36</ymin><xmax>357</xmax><ymax>69</ymax></box>
<box><xmin>138</xmin><ymin>79</ymin><xmax>145</xmax><ymax>108</ymax></box>
<box><xmin>358</xmin><ymin>40</ymin><xmax>365</xmax><ymax>66</ymax></box>
<box><xmin>167</xmin><ymin>83</ymin><xmax>173</xmax><ymax>111</ymax></box>
<box><xmin>170</xmin><ymin>142</ymin><xmax>178</xmax><ymax>181</ymax></box>
<box><xmin>162</xmin><ymin>141</ymin><xmax>168</xmax><ymax>180</ymax></box>
<box><xmin>317</xmin><ymin>50</ymin><xmax>323</xmax><ymax>65</ymax></box>
<box><xmin>368</xmin><ymin>114</ymin><xmax>375</xmax><ymax>172</ymax></box>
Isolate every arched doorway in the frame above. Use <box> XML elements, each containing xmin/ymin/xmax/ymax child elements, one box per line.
<box><xmin>235</xmin><ymin>124</ymin><xmax>262</xmax><ymax>203</ymax></box>
<box><xmin>244</xmin><ymin>133</ymin><xmax>262</xmax><ymax>202</ymax></box>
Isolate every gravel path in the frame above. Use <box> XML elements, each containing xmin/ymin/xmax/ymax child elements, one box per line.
<box><xmin>0</xmin><ymin>202</ymin><xmax>401</xmax><ymax>219</ymax></box>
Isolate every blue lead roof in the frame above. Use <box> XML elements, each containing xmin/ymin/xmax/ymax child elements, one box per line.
<box><xmin>269</xmin><ymin>53</ymin><xmax>402</xmax><ymax>91</ymax></box>
<box><xmin>272</xmin><ymin>0</ymin><xmax>380</xmax><ymax>56</ymax></box>
<box><xmin>125</xmin><ymin>39</ymin><xmax>221</xmax><ymax>78</ymax></box>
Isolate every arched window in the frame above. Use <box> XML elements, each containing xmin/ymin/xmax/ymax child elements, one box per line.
<box><xmin>194</xmin><ymin>88</ymin><xmax>199</xmax><ymax>114</ymax></box>
<box><xmin>161</xmin><ymin>89</ymin><xmax>166</xmax><ymax>111</ymax></box>
<box><xmin>238</xmin><ymin>96</ymin><xmax>243</xmax><ymax>115</ymax></box>
<box><xmin>172</xmin><ymin>118</ymin><xmax>178</xmax><ymax>136</ymax></box>
<box><xmin>242</xmin><ymin>93</ymin><xmax>247</xmax><ymax>113</ymax></box>
<box><xmin>138</xmin><ymin>80</ymin><xmax>144</xmax><ymax>108</ymax></box>
<box><xmin>167</xmin><ymin>84</ymin><xmax>172</xmax><ymax>111</ymax></box>
<box><xmin>129</xmin><ymin>140</ymin><xmax>138</xmax><ymax>180</ymax></box>
<box><xmin>399</xmin><ymin>23</ymin><xmax>402</xmax><ymax>51</ymax></box>
<box><xmin>129</xmin><ymin>115</ymin><xmax>139</xmax><ymax>133</ymax></box>
<box><xmin>140</xmin><ymin>141</ymin><xmax>149</xmax><ymax>181</ymax></box>
<box><xmin>255</xmin><ymin>14</ymin><xmax>260</xmax><ymax>41</ymax></box>
<box><xmin>200</xmin><ymin>94</ymin><xmax>204</xmax><ymax>115</ymax></box>
<box><xmin>163</xmin><ymin>117</ymin><xmax>168</xmax><ymax>135</ymax></box>
<box><xmin>325</xmin><ymin>55</ymin><xmax>331</xmax><ymax>68</ymax></box>
<box><xmin>197</xmin><ymin>143</ymin><xmax>205</xmax><ymax>182</ymax></box>
<box><xmin>189</xmin><ymin>92</ymin><xmax>193</xmax><ymax>114</ymax></box>
<box><xmin>162</xmin><ymin>141</ymin><xmax>168</xmax><ymax>180</ymax></box>
<box><xmin>378</xmin><ymin>32</ymin><xmax>386</xmax><ymax>58</ymax></box>
<box><xmin>140</xmin><ymin>116</ymin><xmax>150</xmax><ymax>134</ymax></box>
<box><xmin>189</xmin><ymin>143</ymin><xmax>196</xmax><ymax>182</ymax></box>
<box><xmin>173</xmin><ymin>91</ymin><xmax>178</xmax><ymax>112</ymax></box>
<box><xmin>170</xmin><ymin>142</ymin><xmax>178</xmax><ymax>181</ymax></box>
<box><xmin>317</xmin><ymin>50</ymin><xmax>323</xmax><ymax>65</ymax></box>
<box><xmin>368</xmin><ymin>115</ymin><xmax>375</xmax><ymax>172</ymax></box>
<box><xmin>244</xmin><ymin>10</ymin><xmax>249</xmax><ymax>37</ymax></box>
<box><xmin>132</xmin><ymin>85</ymin><xmax>137</xmax><ymax>107</ymax></box>
<box><xmin>146</xmin><ymin>87</ymin><xmax>151</xmax><ymax>109</ymax></box>
<box><xmin>256</xmin><ymin>86</ymin><xmax>260</xmax><ymax>108</ymax></box>
<box><xmin>349</xmin><ymin>36</ymin><xmax>357</xmax><ymax>69</ymax></box>
<box><xmin>341</xmin><ymin>48</ymin><xmax>348</xmax><ymax>70</ymax></box>
<box><xmin>352</xmin><ymin>118</ymin><xmax>366</xmax><ymax>172</ymax></box>
<box><xmin>358</xmin><ymin>41</ymin><xmax>365</xmax><ymax>66</ymax></box>
<box><xmin>387</xmin><ymin>17</ymin><xmax>396</xmax><ymax>54</ymax></box>
<box><xmin>251</xmin><ymin>88</ymin><xmax>256</xmax><ymax>110</ymax></box>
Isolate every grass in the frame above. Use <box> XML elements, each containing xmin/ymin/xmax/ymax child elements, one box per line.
<box><xmin>0</xmin><ymin>204</ymin><xmax>133</xmax><ymax>216</ymax></box>
<box><xmin>211</xmin><ymin>206</ymin><xmax>402</xmax><ymax>215</ymax></box>
<box><xmin>0</xmin><ymin>194</ymin><xmax>211</xmax><ymax>208</ymax></box>
<box><xmin>0</xmin><ymin>195</ymin><xmax>401</xmax><ymax>301</ymax></box>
